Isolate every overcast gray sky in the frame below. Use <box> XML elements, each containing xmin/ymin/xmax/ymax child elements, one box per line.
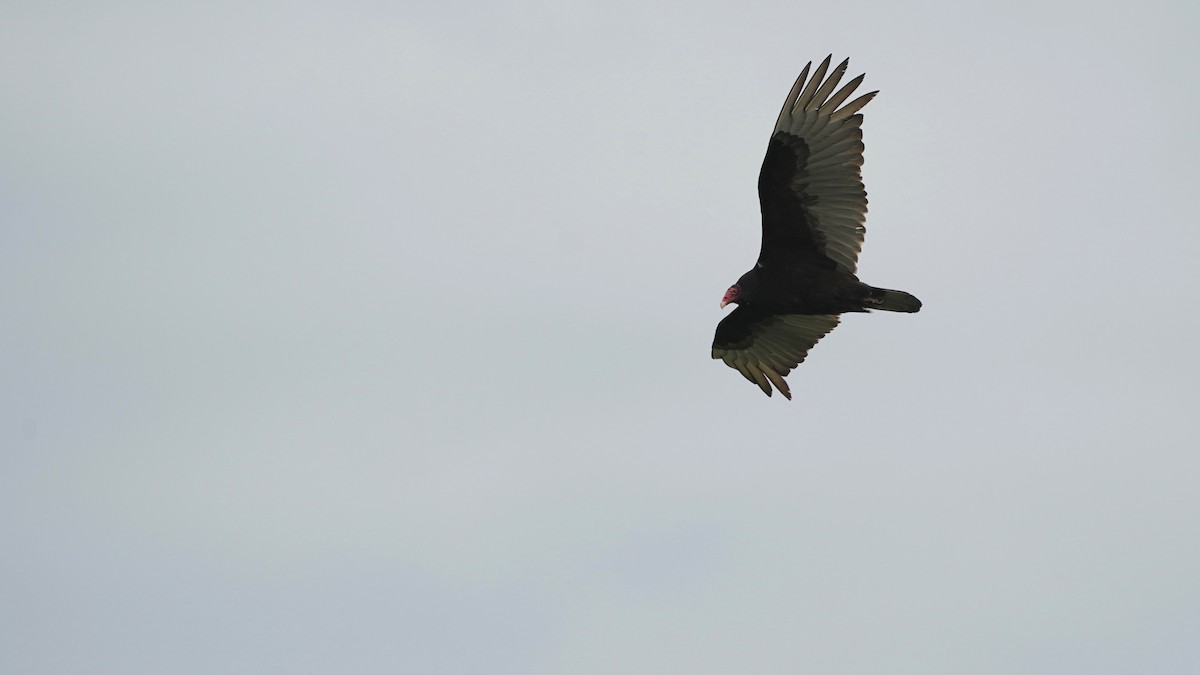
<box><xmin>3</xmin><ymin>1</ymin><xmax>1198</xmax><ymax>673</ymax></box>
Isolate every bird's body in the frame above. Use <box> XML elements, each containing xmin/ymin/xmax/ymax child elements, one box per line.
<box><xmin>712</xmin><ymin>56</ymin><xmax>921</xmax><ymax>399</ymax></box>
<box><xmin>735</xmin><ymin>265</ymin><xmax>872</xmax><ymax>315</ymax></box>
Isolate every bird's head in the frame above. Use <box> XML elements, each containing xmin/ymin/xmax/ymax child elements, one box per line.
<box><xmin>720</xmin><ymin>284</ymin><xmax>741</xmax><ymax>309</ymax></box>
<box><xmin>720</xmin><ymin>270</ymin><xmax>759</xmax><ymax>308</ymax></box>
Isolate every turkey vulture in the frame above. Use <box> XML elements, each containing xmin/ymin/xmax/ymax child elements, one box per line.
<box><xmin>712</xmin><ymin>56</ymin><xmax>921</xmax><ymax>399</ymax></box>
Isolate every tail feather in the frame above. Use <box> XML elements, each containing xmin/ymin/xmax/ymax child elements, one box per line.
<box><xmin>867</xmin><ymin>286</ymin><xmax>922</xmax><ymax>313</ymax></box>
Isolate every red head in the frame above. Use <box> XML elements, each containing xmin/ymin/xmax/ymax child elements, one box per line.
<box><xmin>720</xmin><ymin>284</ymin><xmax>741</xmax><ymax>309</ymax></box>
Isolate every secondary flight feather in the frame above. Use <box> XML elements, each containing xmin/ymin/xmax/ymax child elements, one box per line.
<box><xmin>712</xmin><ymin>56</ymin><xmax>921</xmax><ymax>399</ymax></box>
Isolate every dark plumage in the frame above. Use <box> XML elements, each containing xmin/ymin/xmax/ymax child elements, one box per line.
<box><xmin>712</xmin><ymin>56</ymin><xmax>921</xmax><ymax>399</ymax></box>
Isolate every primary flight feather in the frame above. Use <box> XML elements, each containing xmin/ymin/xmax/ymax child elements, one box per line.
<box><xmin>712</xmin><ymin>56</ymin><xmax>921</xmax><ymax>399</ymax></box>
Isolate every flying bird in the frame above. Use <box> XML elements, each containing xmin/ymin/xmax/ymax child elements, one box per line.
<box><xmin>712</xmin><ymin>56</ymin><xmax>921</xmax><ymax>399</ymax></box>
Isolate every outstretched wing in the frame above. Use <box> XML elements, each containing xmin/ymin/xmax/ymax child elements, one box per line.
<box><xmin>757</xmin><ymin>56</ymin><xmax>875</xmax><ymax>274</ymax></box>
<box><xmin>712</xmin><ymin>308</ymin><xmax>840</xmax><ymax>399</ymax></box>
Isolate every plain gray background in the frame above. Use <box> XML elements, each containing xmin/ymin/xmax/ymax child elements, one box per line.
<box><xmin>3</xmin><ymin>1</ymin><xmax>1198</xmax><ymax>673</ymax></box>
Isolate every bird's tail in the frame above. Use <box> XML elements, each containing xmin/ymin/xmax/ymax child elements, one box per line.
<box><xmin>866</xmin><ymin>286</ymin><xmax>922</xmax><ymax>313</ymax></box>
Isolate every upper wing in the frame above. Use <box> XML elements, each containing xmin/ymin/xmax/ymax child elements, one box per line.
<box><xmin>711</xmin><ymin>307</ymin><xmax>840</xmax><ymax>399</ymax></box>
<box><xmin>757</xmin><ymin>56</ymin><xmax>876</xmax><ymax>274</ymax></box>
